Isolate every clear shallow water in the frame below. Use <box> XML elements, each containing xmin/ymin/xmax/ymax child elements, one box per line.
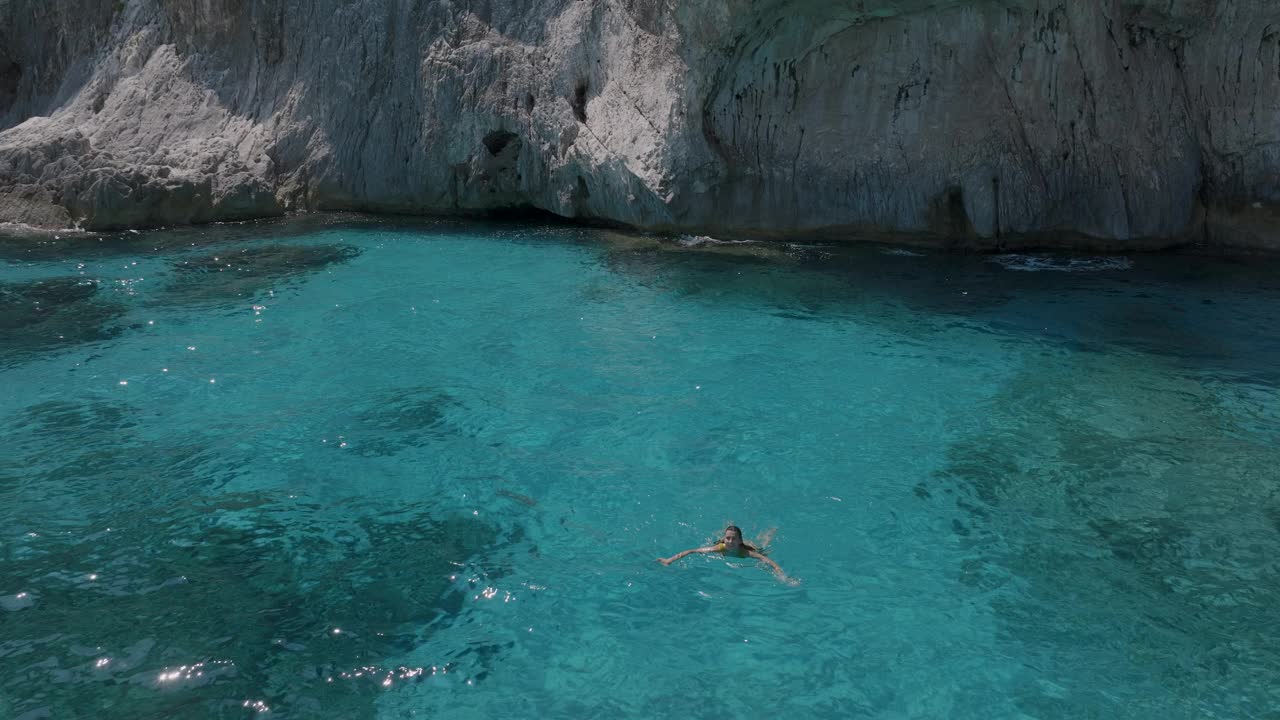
<box><xmin>1</xmin><ymin>217</ymin><xmax>1278</xmax><ymax>719</ymax></box>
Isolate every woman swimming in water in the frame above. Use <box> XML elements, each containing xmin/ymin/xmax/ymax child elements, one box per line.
<box><xmin>657</xmin><ymin>525</ymin><xmax>795</xmax><ymax>584</ymax></box>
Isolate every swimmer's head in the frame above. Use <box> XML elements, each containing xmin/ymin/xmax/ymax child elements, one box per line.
<box><xmin>722</xmin><ymin>525</ymin><xmax>744</xmax><ymax>549</ymax></box>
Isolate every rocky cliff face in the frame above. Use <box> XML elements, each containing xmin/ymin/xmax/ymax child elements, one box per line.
<box><xmin>2</xmin><ymin>0</ymin><xmax>1280</xmax><ymax>249</ymax></box>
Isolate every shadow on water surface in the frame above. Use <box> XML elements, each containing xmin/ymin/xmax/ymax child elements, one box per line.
<box><xmin>593</xmin><ymin>235</ymin><xmax>1280</xmax><ymax>383</ymax></box>
<box><xmin>921</xmin><ymin>350</ymin><xmax>1280</xmax><ymax>717</ymax></box>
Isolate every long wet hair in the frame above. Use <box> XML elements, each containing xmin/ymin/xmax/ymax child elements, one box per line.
<box><xmin>723</xmin><ymin>525</ymin><xmax>758</xmax><ymax>552</ymax></box>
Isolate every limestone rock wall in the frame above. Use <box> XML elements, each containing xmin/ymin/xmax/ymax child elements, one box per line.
<box><xmin>2</xmin><ymin>0</ymin><xmax>1280</xmax><ymax>249</ymax></box>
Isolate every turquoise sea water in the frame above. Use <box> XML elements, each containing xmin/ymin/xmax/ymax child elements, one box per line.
<box><xmin>1</xmin><ymin>217</ymin><xmax>1278</xmax><ymax>719</ymax></box>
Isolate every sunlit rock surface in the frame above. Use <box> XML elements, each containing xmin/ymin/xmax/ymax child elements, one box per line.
<box><xmin>2</xmin><ymin>0</ymin><xmax>1280</xmax><ymax>249</ymax></box>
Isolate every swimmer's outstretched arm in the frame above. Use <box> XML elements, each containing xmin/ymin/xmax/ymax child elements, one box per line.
<box><xmin>748</xmin><ymin>550</ymin><xmax>797</xmax><ymax>585</ymax></box>
<box><xmin>656</xmin><ymin>546</ymin><xmax>718</xmax><ymax>566</ymax></box>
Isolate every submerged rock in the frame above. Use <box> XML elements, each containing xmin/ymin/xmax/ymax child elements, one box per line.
<box><xmin>0</xmin><ymin>277</ymin><xmax>97</xmax><ymax>329</ymax></box>
<box><xmin>0</xmin><ymin>277</ymin><xmax>125</xmax><ymax>364</ymax></box>
<box><xmin>1</xmin><ymin>1</ymin><xmax>1280</xmax><ymax>249</ymax></box>
<box><xmin>340</xmin><ymin>387</ymin><xmax>464</xmax><ymax>457</ymax></box>
<box><xmin>0</xmin><ymin>494</ymin><xmax>508</xmax><ymax>719</ymax></box>
<box><xmin>10</xmin><ymin>399</ymin><xmax>139</xmax><ymax>440</ymax></box>
<box><xmin>160</xmin><ymin>243</ymin><xmax>360</xmax><ymax>303</ymax></box>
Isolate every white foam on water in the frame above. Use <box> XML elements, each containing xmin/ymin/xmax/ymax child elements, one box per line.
<box><xmin>676</xmin><ymin>234</ymin><xmax>755</xmax><ymax>247</ymax></box>
<box><xmin>0</xmin><ymin>221</ymin><xmax>90</xmax><ymax>235</ymax></box>
<box><xmin>990</xmin><ymin>254</ymin><xmax>1132</xmax><ymax>272</ymax></box>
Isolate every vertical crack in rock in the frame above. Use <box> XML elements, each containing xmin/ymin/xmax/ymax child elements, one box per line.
<box><xmin>571</xmin><ymin>79</ymin><xmax>589</xmax><ymax>123</ymax></box>
<box><xmin>0</xmin><ymin>60</ymin><xmax>20</xmax><ymax>114</ymax></box>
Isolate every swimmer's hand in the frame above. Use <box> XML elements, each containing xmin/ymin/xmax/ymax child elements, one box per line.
<box><xmin>748</xmin><ymin>549</ymin><xmax>797</xmax><ymax>585</ymax></box>
<box><xmin>657</xmin><ymin>546</ymin><xmax>717</xmax><ymax>566</ymax></box>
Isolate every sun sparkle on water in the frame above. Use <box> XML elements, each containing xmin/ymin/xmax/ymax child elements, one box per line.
<box><xmin>0</xmin><ymin>219</ymin><xmax>1278</xmax><ymax>718</ymax></box>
